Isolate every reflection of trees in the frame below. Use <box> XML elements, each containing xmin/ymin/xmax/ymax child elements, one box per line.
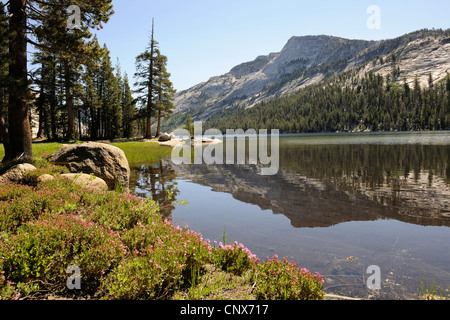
<box><xmin>279</xmin><ymin>143</ymin><xmax>450</xmax><ymax>221</ymax></box>
<box><xmin>130</xmin><ymin>160</ymin><xmax>179</xmax><ymax>219</ymax></box>
<box><xmin>281</xmin><ymin>144</ymin><xmax>450</xmax><ymax>188</ymax></box>
<box><xmin>172</xmin><ymin>142</ymin><xmax>450</xmax><ymax>227</ymax></box>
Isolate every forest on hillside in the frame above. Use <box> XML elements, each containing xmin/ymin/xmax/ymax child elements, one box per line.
<box><xmin>204</xmin><ymin>70</ymin><xmax>450</xmax><ymax>133</ymax></box>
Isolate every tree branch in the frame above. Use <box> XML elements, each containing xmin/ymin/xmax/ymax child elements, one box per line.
<box><xmin>27</xmin><ymin>37</ymin><xmax>52</xmax><ymax>51</ymax></box>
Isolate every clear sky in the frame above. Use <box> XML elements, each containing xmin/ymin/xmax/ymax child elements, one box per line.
<box><xmin>93</xmin><ymin>0</ymin><xmax>450</xmax><ymax>92</ymax></box>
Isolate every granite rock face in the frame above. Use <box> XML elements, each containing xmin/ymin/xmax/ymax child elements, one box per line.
<box><xmin>174</xmin><ymin>30</ymin><xmax>450</xmax><ymax>123</ymax></box>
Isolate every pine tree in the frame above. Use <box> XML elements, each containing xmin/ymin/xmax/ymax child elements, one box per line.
<box><xmin>121</xmin><ymin>72</ymin><xmax>137</xmax><ymax>138</ymax></box>
<box><xmin>4</xmin><ymin>0</ymin><xmax>33</xmax><ymax>161</ymax></box>
<box><xmin>134</xmin><ymin>18</ymin><xmax>158</xmax><ymax>138</ymax></box>
<box><xmin>185</xmin><ymin>114</ymin><xmax>194</xmax><ymax>137</ymax></box>
<box><xmin>1</xmin><ymin>0</ymin><xmax>114</xmax><ymax>161</ymax></box>
<box><xmin>154</xmin><ymin>50</ymin><xmax>176</xmax><ymax>136</ymax></box>
<box><xmin>98</xmin><ymin>44</ymin><xmax>121</xmax><ymax>139</ymax></box>
<box><xmin>81</xmin><ymin>60</ymin><xmax>101</xmax><ymax>139</ymax></box>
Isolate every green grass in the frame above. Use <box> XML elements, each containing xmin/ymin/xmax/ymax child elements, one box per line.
<box><xmin>111</xmin><ymin>141</ymin><xmax>172</xmax><ymax>167</ymax></box>
<box><xmin>419</xmin><ymin>276</ymin><xmax>450</xmax><ymax>300</ymax></box>
<box><xmin>0</xmin><ymin>141</ymin><xmax>171</xmax><ymax>169</ymax></box>
<box><xmin>0</xmin><ymin>142</ymin><xmax>63</xmax><ymax>161</ymax></box>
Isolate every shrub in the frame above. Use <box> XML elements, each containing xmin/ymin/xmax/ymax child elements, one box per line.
<box><xmin>104</xmin><ymin>220</ymin><xmax>213</xmax><ymax>299</ymax></box>
<box><xmin>87</xmin><ymin>194</ymin><xmax>160</xmax><ymax>232</ymax></box>
<box><xmin>0</xmin><ymin>179</ymin><xmax>86</xmax><ymax>233</ymax></box>
<box><xmin>0</xmin><ymin>214</ymin><xmax>126</xmax><ymax>297</ymax></box>
<box><xmin>253</xmin><ymin>255</ymin><xmax>325</xmax><ymax>300</ymax></box>
<box><xmin>212</xmin><ymin>241</ymin><xmax>258</xmax><ymax>275</ymax></box>
<box><xmin>101</xmin><ymin>256</ymin><xmax>168</xmax><ymax>300</ymax></box>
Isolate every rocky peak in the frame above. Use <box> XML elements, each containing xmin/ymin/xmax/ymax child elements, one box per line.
<box><xmin>171</xmin><ymin>29</ymin><xmax>450</xmax><ymax>128</ymax></box>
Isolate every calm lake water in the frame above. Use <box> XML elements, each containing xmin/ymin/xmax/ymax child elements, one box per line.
<box><xmin>130</xmin><ymin>131</ymin><xmax>450</xmax><ymax>299</ymax></box>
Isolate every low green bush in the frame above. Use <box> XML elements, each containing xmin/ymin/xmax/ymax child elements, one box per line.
<box><xmin>211</xmin><ymin>241</ymin><xmax>258</xmax><ymax>275</ymax></box>
<box><xmin>0</xmin><ymin>180</ymin><xmax>84</xmax><ymax>233</ymax></box>
<box><xmin>104</xmin><ymin>220</ymin><xmax>213</xmax><ymax>299</ymax></box>
<box><xmin>86</xmin><ymin>194</ymin><xmax>160</xmax><ymax>232</ymax></box>
<box><xmin>0</xmin><ymin>214</ymin><xmax>126</xmax><ymax>298</ymax></box>
<box><xmin>253</xmin><ymin>255</ymin><xmax>325</xmax><ymax>300</ymax></box>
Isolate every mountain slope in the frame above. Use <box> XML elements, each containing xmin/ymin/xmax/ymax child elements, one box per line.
<box><xmin>167</xmin><ymin>28</ymin><xmax>450</xmax><ymax>130</ymax></box>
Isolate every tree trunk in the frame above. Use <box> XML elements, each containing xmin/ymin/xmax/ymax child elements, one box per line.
<box><xmin>89</xmin><ymin>106</ymin><xmax>96</xmax><ymax>139</ymax></box>
<box><xmin>78</xmin><ymin>108</ymin><xmax>82</xmax><ymax>140</ymax></box>
<box><xmin>36</xmin><ymin>105</ymin><xmax>44</xmax><ymax>139</ymax></box>
<box><xmin>145</xmin><ymin>111</ymin><xmax>152</xmax><ymax>138</ymax></box>
<box><xmin>64</xmin><ymin>62</ymin><xmax>75</xmax><ymax>141</ymax></box>
<box><xmin>156</xmin><ymin>109</ymin><xmax>162</xmax><ymax>137</ymax></box>
<box><xmin>0</xmin><ymin>115</ymin><xmax>9</xmax><ymax>160</ymax></box>
<box><xmin>0</xmin><ymin>77</ymin><xmax>8</xmax><ymax>156</ymax></box>
<box><xmin>36</xmin><ymin>77</ymin><xmax>45</xmax><ymax>139</ymax></box>
<box><xmin>145</xmin><ymin>20</ymin><xmax>155</xmax><ymax>139</ymax></box>
<box><xmin>4</xmin><ymin>0</ymin><xmax>32</xmax><ymax>162</ymax></box>
<box><xmin>49</xmin><ymin>59</ymin><xmax>58</xmax><ymax>140</ymax></box>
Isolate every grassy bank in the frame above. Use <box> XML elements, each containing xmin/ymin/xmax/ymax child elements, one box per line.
<box><xmin>0</xmin><ymin>142</ymin><xmax>63</xmax><ymax>164</ymax></box>
<box><xmin>111</xmin><ymin>141</ymin><xmax>172</xmax><ymax>167</ymax></box>
<box><xmin>0</xmin><ymin>142</ymin><xmax>325</xmax><ymax>300</ymax></box>
<box><xmin>0</xmin><ymin>140</ymin><xmax>171</xmax><ymax>170</ymax></box>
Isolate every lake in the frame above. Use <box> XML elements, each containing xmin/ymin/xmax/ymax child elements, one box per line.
<box><xmin>130</xmin><ymin>131</ymin><xmax>450</xmax><ymax>299</ymax></box>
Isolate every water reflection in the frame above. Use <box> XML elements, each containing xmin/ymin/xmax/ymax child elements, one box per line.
<box><xmin>130</xmin><ymin>139</ymin><xmax>450</xmax><ymax>228</ymax></box>
<box><xmin>128</xmin><ymin>133</ymin><xmax>450</xmax><ymax>299</ymax></box>
<box><xmin>165</xmin><ymin>142</ymin><xmax>450</xmax><ymax>228</ymax></box>
<box><xmin>130</xmin><ymin>159</ymin><xmax>180</xmax><ymax>218</ymax></box>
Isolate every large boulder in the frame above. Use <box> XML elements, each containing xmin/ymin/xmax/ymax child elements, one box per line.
<box><xmin>50</xmin><ymin>143</ymin><xmax>130</xmax><ymax>191</ymax></box>
<box><xmin>60</xmin><ymin>173</ymin><xmax>108</xmax><ymax>191</ymax></box>
<box><xmin>0</xmin><ymin>163</ymin><xmax>37</xmax><ymax>184</ymax></box>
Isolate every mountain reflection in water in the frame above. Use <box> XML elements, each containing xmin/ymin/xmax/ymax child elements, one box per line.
<box><xmin>131</xmin><ymin>141</ymin><xmax>450</xmax><ymax>228</ymax></box>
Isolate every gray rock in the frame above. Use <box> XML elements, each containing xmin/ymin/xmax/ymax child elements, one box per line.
<box><xmin>36</xmin><ymin>174</ymin><xmax>56</xmax><ymax>184</ymax></box>
<box><xmin>158</xmin><ymin>133</ymin><xmax>172</xmax><ymax>141</ymax></box>
<box><xmin>60</xmin><ymin>173</ymin><xmax>108</xmax><ymax>191</ymax></box>
<box><xmin>50</xmin><ymin>142</ymin><xmax>130</xmax><ymax>191</ymax></box>
<box><xmin>174</xmin><ymin>32</ymin><xmax>450</xmax><ymax>120</ymax></box>
<box><xmin>0</xmin><ymin>163</ymin><xmax>37</xmax><ymax>184</ymax></box>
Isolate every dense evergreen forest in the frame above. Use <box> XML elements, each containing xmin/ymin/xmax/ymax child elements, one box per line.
<box><xmin>0</xmin><ymin>1</ymin><xmax>175</xmax><ymax>162</ymax></box>
<box><xmin>205</xmin><ymin>70</ymin><xmax>450</xmax><ymax>133</ymax></box>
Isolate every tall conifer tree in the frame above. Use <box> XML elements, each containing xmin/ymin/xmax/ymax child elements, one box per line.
<box><xmin>1</xmin><ymin>0</ymin><xmax>113</xmax><ymax>161</ymax></box>
<box><xmin>134</xmin><ymin>18</ymin><xmax>158</xmax><ymax>138</ymax></box>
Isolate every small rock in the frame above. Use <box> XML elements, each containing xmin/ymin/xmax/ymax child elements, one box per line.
<box><xmin>0</xmin><ymin>163</ymin><xmax>37</xmax><ymax>184</ymax></box>
<box><xmin>60</xmin><ymin>173</ymin><xmax>108</xmax><ymax>191</ymax></box>
<box><xmin>158</xmin><ymin>133</ymin><xmax>172</xmax><ymax>142</ymax></box>
<box><xmin>37</xmin><ymin>174</ymin><xmax>56</xmax><ymax>184</ymax></box>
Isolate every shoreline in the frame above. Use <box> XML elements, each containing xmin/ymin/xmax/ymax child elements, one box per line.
<box><xmin>0</xmin><ymin>144</ymin><xmax>327</xmax><ymax>301</ymax></box>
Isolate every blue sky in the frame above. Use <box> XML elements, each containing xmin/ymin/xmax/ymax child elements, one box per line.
<box><xmin>94</xmin><ymin>0</ymin><xmax>450</xmax><ymax>91</ymax></box>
